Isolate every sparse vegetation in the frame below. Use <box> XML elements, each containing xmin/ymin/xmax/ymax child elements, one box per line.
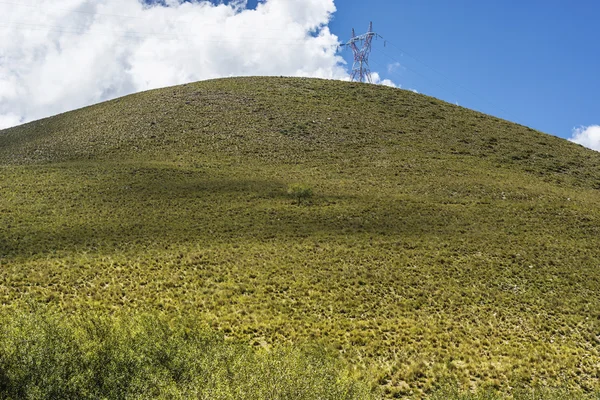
<box><xmin>0</xmin><ymin>77</ymin><xmax>599</xmax><ymax>398</ymax></box>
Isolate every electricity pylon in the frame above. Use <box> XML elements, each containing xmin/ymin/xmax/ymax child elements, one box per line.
<box><xmin>341</xmin><ymin>22</ymin><xmax>383</xmax><ymax>83</ymax></box>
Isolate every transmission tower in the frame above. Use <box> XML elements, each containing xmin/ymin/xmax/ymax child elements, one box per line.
<box><xmin>341</xmin><ymin>22</ymin><xmax>383</xmax><ymax>83</ymax></box>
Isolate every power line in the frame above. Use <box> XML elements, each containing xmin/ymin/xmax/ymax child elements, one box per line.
<box><xmin>381</xmin><ymin>39</ymin><xmax>513</xmax><ymax>120</ymax></box>
<box><xmin>0</xmin><ymin>4</ymin><xmax>515</xmax><ymax>121</ymax></box>
<box><xmin>340</xmin><ymin>22</ymin><xmax>382</xmax><ymax>83</ymax></box>
<box><xmin>337</xmin><ymin>21</ymin><xmax>486</xmax><ymax>114</ymax></box>
<box><xmin>372</xmin><ymin>47</ymin><xmax>465</xmax><ymax>103</ymax></box>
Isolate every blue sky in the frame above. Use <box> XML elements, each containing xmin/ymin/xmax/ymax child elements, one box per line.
<box><xmin>1</xmin><ymin>0</ymin><xmax>598</xmax><ymax>147</ymax></box>
<box><xmin>331</xmin><ymin>0</ymin><xmax>599</xmax><ymax>141</ymax></box>
<box><xmin>207</xmin><ymin>0</ymin><xmax>598</xmax><ymax>140</ymax></box>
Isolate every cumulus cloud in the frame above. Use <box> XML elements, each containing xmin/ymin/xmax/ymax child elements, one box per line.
<box><xmin>1</xmin><ymin>0</ymin><xmax>383</xmax><ymax>129</ymax></box>
<box><xmin>0</xmin><ymin>113</ymin><xmax>22</xmax><ymax>129</ymax></box>
<box><xmin>370</xmin><ymin>72</ymin><xmax>396</xmax><ymax>88</ymax></box>
<box><xmin>568</xmin><ymin>125</ymin><xmax>600</xmax><ymax>151</ymax></box>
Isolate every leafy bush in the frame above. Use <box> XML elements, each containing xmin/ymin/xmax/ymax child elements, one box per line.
<box><xmin>287</xmin><ymin>183</ymin><xmax>313</xmax><ymax>204</ymax></box>
<box><xmin>0</xmin><ymin>309</ymin><xmax>374</xmax><ymax>400</ymax></box>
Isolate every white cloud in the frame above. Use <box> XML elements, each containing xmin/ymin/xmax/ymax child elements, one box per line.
<box><xmin>569</xmin><ymin>125</ymin><xmax>600</xmax><ymax>151</ymax></box>
<box><xmin>387</xmin><ymin>62</ymin><xmax>401</xmax><ymax>73</ymax></box>
<box><xmin>371</xmin><ymin>72</ymin><xmax>397</xmax><ymax>88</ymax></box>
<box><xmin>0</xmin><ymin>114</ymin><xmax>22</xmax><ymax>130</ymax></box>
<box><xmin>0</xmin><ymin>0</ymin><xmax>359</xmax><ymax>129</ymax></box>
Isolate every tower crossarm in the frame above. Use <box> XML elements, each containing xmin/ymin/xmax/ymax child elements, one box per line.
<box><xmin>339</xmin><ymin>22</ymin><xmax>383</xmax><ymax>83</ymax></box>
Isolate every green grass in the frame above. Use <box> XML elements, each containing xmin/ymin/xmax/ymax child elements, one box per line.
<box><xmin>1</xmin><ymin>77</ymin><xmax>600</xmax><ymax>398</ymax></box>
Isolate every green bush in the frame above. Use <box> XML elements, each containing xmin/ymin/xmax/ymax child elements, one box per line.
<box><xmin>0</xmin><ymin>309</ymin><xmax>374</xmax><ymax>400</ymax></box>
<box><xmin>287</xmin><ymin>183</ymin><xmax>314</xmax><ymax>204</ymax></box>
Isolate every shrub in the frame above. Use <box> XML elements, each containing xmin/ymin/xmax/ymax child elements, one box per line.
<box><xmin>287</xmin><ymin>183</ymin><xmax>313</xmax><ymax>204</ymax></box>
<box><xmin>0</xmin><ymin>309</ymin><xmax>374</xmax><ymax>400</ymax></box>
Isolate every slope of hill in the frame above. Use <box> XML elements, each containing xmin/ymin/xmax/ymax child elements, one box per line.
<box><xmin>1</xmin><ymin>77</ymin><xmax>599</xmax><ymax>398</ymax></box>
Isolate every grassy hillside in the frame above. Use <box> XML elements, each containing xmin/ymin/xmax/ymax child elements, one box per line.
<box><xmin>1</xmin><ymin>77</ymin><xmax>599</xmax><ymax>398</ymax></box>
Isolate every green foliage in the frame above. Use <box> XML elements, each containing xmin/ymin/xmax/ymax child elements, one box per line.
<box><xmin>287</xmin><ymin>183</ymin><xmax>314</xmax><ymax>204</ymax></box>
<box><xmin>1</xmin><ymin>77</ymin><xmax>600</xmax><ymax>398</ymax></box>
<box><xmin>0</xmin><ymin>309</ymin><xmax>373</xmax><ymax>400</ymax></box>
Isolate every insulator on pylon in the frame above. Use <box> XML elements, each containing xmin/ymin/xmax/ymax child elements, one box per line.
<box><xmin>342</xmin><ymin>22</ymin><xmax>381</xmax><ymax>84</ymax></box>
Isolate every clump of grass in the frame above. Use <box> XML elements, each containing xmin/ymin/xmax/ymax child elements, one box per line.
<box><xmin>287</xmin><ymin>183</ymin><xmax>313</xmax><ymax>204</ymax></box>
<box><xmin>0</xmin><ymin>308</ymin><xmax>374</xmax><ymax>400</ymax></box>
<box><xmin>429</xmin><ymin>383</ymin><xmax>599</xmax><ymax>400</ymax></box>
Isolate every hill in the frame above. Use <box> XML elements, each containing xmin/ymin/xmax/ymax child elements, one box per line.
<box><xmin>1</xmin><ymin>77</ymin><xmax>599</xmax><ymax>398</ymax></box>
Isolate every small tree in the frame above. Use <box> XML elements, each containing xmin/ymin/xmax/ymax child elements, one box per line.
<box><xmin>287</xmin><ymin>183</ymin><xmax>313</xmax><ymax>204</ymax></box>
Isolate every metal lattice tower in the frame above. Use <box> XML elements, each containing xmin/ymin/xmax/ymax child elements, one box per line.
<box><xmin>342</xmin><ymin>22</ymin><xmax>383</xmax><ymax>83</ymax></box>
